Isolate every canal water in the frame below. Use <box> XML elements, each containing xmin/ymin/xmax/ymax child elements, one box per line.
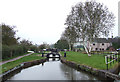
<box><xmin>8</xmin><ymin>58</ymin><xmax>100</xmax><ymax>80</ymax></box>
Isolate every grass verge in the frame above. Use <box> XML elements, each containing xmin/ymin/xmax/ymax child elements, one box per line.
<box><xmin>0</xmin><ymin>53</ymin><xmax>45</xmax><ymax>74</ymax></box>
<box><xmin>1</xmin><ymin>52</ymin><xmax>30</xmax><ymax>62</ymax></box>
<box><xmin>60</xmin><ymin>51</ymin><xmax>118</xmax><ymax>70</ymax></box>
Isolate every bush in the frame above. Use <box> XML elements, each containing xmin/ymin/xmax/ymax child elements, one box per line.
<box><xmin>2</xmin><ymin>45</ymin><xmax>29</xmax><ymax>59</ymax></box>
<box><xmin>29</xmin><ymin>45</ymin><xmax>39</xmax><ymax>53</ymax></box>
<box><xmin>2</xmin><ymin>45</ymin><xmax>11</xmax><ymax>59</ymax></box>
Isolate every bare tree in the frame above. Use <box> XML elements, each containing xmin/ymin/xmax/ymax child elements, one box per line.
<box><xmin>65</xmin><ymin>1</ymin><xmax>115</xmax><ymax>56</ymax></box>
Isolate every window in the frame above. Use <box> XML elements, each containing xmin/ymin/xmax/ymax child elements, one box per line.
<box><xmin>100</xmin><ymin>48</ymin><xmax>101</xmax><ymax>51</ymax></box>
<box><xmin>96</xmin><ymin>48</ymin><xmax>98</xmax><ymax>50</ymax></box>
<box><xmin>102</xmin><ymin>48</ymin><xmax>104</xmax><ymax>51</ymax></box>
<box><xmin>93</xmin><ymin>43</ymin><xmax>95</xmax><ymax>46</ymax></box>
<box><xmin>102</xmin><ymin>43</ymin><xmax>104</xmax><ymax>45</ymax></box>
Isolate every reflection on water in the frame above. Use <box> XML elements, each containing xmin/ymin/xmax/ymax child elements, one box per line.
<box><xmin>60</xmin><ymin>62</ymin><xmax>97</xmax><ymax>80</ymax></box>
<box><xmin>47</xmin><ymin>58</ymin><xmax>60</xmax><ymax>61</ymax></box>
<box><xmin>49</xmin><ymin>54</ymin><xmax>59</xmax><ymax>57</ymax></box>
<box><xmin>9</xmin><ymin>58</ymin><xmax>99</xmax><ymax>80</ymax></box>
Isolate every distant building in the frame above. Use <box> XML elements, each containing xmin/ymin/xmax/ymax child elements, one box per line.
<box><xmin>73</xmin><ymin>41</ymin><xmax>86</xmax><ymax>48</ymax></box>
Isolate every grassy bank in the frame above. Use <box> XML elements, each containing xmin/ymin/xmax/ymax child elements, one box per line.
<box><xmin>1</xmin><ymin>52</ymin><xmax>30</xmax><ymax>62</ymax></box>
<box><xmin>0</xmin><ymin>53</ymin><xmax>45</xmax><ymax>74</ymax></box>
<box><xmin>60</xmin><ymin>51</ymin><xmax>118</xmax><ymax>70</ymax></box>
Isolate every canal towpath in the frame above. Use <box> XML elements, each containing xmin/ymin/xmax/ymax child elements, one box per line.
<box><xmin>0</xmin><ymin>52</ymin><xmax>34</xmax><ymax>66</ymax></box>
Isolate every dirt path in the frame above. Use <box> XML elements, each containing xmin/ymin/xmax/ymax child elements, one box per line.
<box><xmin>0</xmin><ymin>52</ymin><xmax>34</xmax><ymax>66</ymax></box>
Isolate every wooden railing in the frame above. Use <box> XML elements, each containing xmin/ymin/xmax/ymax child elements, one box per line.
<box><xmin>105</xmin><ymin>53</ymin><xmax>119</xmax><ymax>70</ymax></box>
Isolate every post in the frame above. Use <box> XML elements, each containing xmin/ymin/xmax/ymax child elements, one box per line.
<box><xmin>106</xmin><ymin>56</ymin><xmax>108</xmax><ymax>70</ymax></box>
<box><xmin>118</xmin><ymin>51</ymin><xmax>120</xmax><ymax>62</ymax></box>
<box><xmin>110</xmin><ymin>56</ymin><xmax>111</xmax><ymax>66</ymax></box>
<box><xmin>42</xmin><ymin>63</ymin><xmax>44</xmax><ymax>66</ymax></box>
<box><xmin>64</xmin><ymin>52</ymin><xmax>66</xmax><ymax>57</ymax></box>
<box><xmin>117</xmin><ymin>49</ymin><xmax>120</xmax><ymax>62</ymax></box>
<box><xmin>113</xmin><ymin>55</ymin><xmax>114</xmax><ymax>64</ymax></box>
<box><xmin>116</xmin><ymin>54</ymin><xmax>117</xmax><ymax>62</ymax></box>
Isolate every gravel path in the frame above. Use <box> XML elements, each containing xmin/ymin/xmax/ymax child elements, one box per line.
<box><xmin>0</xmin><ymin>52</ymin><xmax>34</xmax><ymax>66</ymax></box>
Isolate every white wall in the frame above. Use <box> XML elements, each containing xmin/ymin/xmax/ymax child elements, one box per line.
<box><xmin>91</xmin><ymin>43</ymin><xmax>111</xmax><ymax>51</ymax></box>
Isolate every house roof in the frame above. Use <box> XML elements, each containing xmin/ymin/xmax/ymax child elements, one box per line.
<box><xmin>93</xmin><ymin>38</ymin><xmax>118</xmax><ymax>43</ymax></box>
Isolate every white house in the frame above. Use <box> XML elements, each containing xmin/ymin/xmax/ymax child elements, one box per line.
<box><xmin>74</xmin><ymin>38</ymin><xmax>118</xmax><ymax>51</ymax></box>
<box><xmin>87</xmin><ymin>38</ymin><xmax>118</xmax><ymax>51</ymax></box>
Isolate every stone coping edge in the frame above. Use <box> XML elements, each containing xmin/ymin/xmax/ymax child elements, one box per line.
<box><xmin>60</xmin><ymin>57</ymin><xmax>120</xmax><ymax>81</ymax></box>
<box><xmin>0</xmin><ymin>58</ymin><xmax>47</xmax><ymax>82</ymax></box>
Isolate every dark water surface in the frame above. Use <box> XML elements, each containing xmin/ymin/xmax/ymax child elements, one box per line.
<box><xmin>8</xmin><ymin>58</ymin><xmax>99</xmax><ymax>80</ymax></box>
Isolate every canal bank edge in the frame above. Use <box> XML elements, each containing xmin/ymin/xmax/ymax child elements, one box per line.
<box><xmin>0</xmin><ymin>58</ymin><xmax>47</xmax><ymax>82</ymax></box>
<box><xmin>60</xmin><ymin>56</ymin><xmax>120</xmax><ymax>80</ymax></box>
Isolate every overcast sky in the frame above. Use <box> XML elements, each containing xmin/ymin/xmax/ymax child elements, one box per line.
<box><xmin>0</xmin><ymin>0</ymin><xmax>119</xmax><ymax>45</ymax></box>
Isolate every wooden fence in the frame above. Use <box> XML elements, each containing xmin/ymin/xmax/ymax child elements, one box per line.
<box><xmin>105</xmin><ymin>53</ymin><xmax>120</xmax><ymax>70</ymax></box>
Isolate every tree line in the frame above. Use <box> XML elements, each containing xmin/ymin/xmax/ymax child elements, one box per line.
<box><xmin>1</xmin><ymin>24</ymin><xmax>50</xmax><ymax>59</ymax></box>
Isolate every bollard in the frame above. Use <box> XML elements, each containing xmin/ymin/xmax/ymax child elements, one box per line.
<box><xmin>117</xmin><ymin>54</ymin><xmax>118</xmax><ymax>62</ymax></box>
<box><xmin>64</xmin><ymin>52</ymin><xmax>66</xmax><ymax>57</ymax></box>
<box><xmin>42</xmin><ymin>53</ymin><xmax>44</xmax><ymax>57</ymax></box>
